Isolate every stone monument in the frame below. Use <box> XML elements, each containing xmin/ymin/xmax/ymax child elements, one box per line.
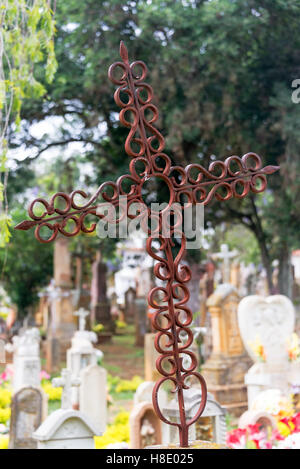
<box><xmin>202</xmin><ymin>284</ymin><xmax>252</xmax><ymax>415</ymax></box>
<box><xmin>238</xmin><ymin>294</ymin><xmax>300</xmax><ymax>407</ymax></box>
<box><xmin>33</xmin><ymin>368</ymin><xmax>102</xmax><ymax>449</ymax></box>
<box><xmin>9</xmin><ymin>387</ymin><xmax>43</xmax><ymax>449</ymax></box>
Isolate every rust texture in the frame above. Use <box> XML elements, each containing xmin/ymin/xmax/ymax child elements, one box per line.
<box><xmin>15</xmin><ymin>42</ymin><xmax>279</xmax><ymax>447</ymax></box>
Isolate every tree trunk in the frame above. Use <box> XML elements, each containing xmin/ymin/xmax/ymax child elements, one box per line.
<box><xmin>278</xmin><ymin>242</ymin><xmax>293</xmax><ymax>298</ymax></box>
<box><xmin>249</xmin><ymin>196</ymin><xmax>275</xmax><ymax>294</ymax></box>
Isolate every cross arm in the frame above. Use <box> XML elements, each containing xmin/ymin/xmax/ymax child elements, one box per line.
<box><xmin>170</xmin><ymin>153</ymin><xmax>279</xmax><ymax>206</ymax></box>
<box><xmin>14</xmin><ymin>171</ymin><xmax>145</xmax><ymax>243</ymax></box>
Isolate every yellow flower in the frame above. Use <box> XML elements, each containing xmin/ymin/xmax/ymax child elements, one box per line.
<box><xmin>287</xmin><ymin>333</ymin><xmax>300</xmax><ymax>362</ymax></box>
<box><xmin>115</xmin><ymin>376</ymin><xmax>143</xmax><ymax>393</ymax></box>
<box><xmin>277</xmin><ymin>421</ymin><xmax>292</xmax><ymax>438</ymax></box>
<box><xmin>248</xmin><ymin>335</ymin><xmax>266</xmax><ymax>362</ymax></box>
<box><xmin>0</xmin><ymin>408</ymin><xmax>10</xmax><ymax>424</ymax></box>
<box><xmin>0</xmin><ymin>389</ymin><xmax>11</xmax><ymax>409</ymax></box>
<box><xmin>94</xmin><ymin>411</ymin><xmax>130</xmax><ymax>449</ymax></box>
<box><xmin>0</xmin><ymin>436</ymin><xmax>9</xmax><ymax>449</ymax></box>
<box><xmin>42</xmin><ymin>382</ymin><xmax>62</xmax><ymax>401</ymax></box>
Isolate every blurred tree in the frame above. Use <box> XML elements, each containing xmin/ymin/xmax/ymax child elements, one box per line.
<box><xmin>0</xmin><ymin>0</ymin><xmax>57</xmax><ymax>247</ymax></box>
<box><xmin>0</xmin><ymin>207</ymin><xmax>53</xmax><ymax>316</ymax></box>
<box><xmin>7</xmin><ymin>0</ymin><xmax>300</xmax><ymax>296</ymax></box>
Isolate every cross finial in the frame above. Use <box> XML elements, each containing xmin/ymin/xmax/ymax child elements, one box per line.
<box><xmin>120</xmin><ymin>41</ymin><xmax>129</xmax><ymax>63</ymax></box>
<box><xmin>212</xmin><ymin>243</ymin><xmax>238</xmax><ymax>283</ymax></box>
<box><xmin>52</xmin><ymin>368</ymin><xmax>81</xmax><ymax>410</ymax></box>
<box><xmin>74</xmin><ymin>308</ymin><xmax>90</xmax><ymax>332</ymax></box>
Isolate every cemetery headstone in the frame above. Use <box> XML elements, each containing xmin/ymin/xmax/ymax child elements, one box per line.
<box><xmin>33</xmin><ymin>409</ymin><xmax>100</xmax><ymax>449</ymax></box>
<box><xmin>134</xmin><ymin>297</ymin><xmax>148</xmax><ymax>347</ymax></box>
<box><xmin>90</xmin><ymin>251</ymin><xmax>113</xmax><ymax>333</ymax></box>
<box><xmin>238</xmin><ymin>294</ymin><xmax>300</xmax><ymax>406</ymax></box>
<box><xmin>124</xmin><ymin>287</ymin><xmax>136</xmax><ymax>324</ymax></box>
<box><xmin>79</xmin><ymin>364</ymin><xmax>107</xmax><ymax>433</ymax></box>
<box><xmin>9</xmin><ymin>387</ymin><xmax>43</xmax><ymax>449</ymax></box>
<box><xmin>52</xmin><ymin>368</ymin><xmax>81</xmax><ymax>410</ymax></box>
<box><xmin>144</xmin><ymin>333</ymin><xmax>161</xmax><ymax>382</ymax></box>
<box><xmin>7</xmin><ymin>328</ymin><xmax>41</xmax><ymax>392</ymax></box>
<box><xmin>33</xmin><ymin>367</ymin><xmax>102</xmax><ymax>449</ymax></box>
<box><xmin>130</xmin><ymin>402</ymin><xmax>162</xmax><ymax>449</ymax></box>
<box><xmin>161</xmin><ymin>389</ymin><xmax>227</xmax><ymax>446</ymax></box>
<box><xmin>212</xmin><ymin>244</ymin><xmax>238</xmax><ymax>284</ymax></box>
<box><xmin>52</xmin><ymin>237</ymin><xmax>76</xmax><ymax>344</ymax></box>
<box><xmin>66</xmin><ymin>310</ymin><xmax>101</xmax><ymax>408</ymax></box>
<box><xmin>202</xmin><ymin>284</ymin><xmax>252</xmax><ymax>415</ymax></box>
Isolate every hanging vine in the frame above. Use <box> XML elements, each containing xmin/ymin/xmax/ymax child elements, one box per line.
<box><xmin>0</xmin><ymin>0</ymin><xmax>57</xmax><ymax>247</ymax></box>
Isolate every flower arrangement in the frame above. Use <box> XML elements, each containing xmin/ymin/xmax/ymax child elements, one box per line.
<box><xmin>0</xmin><ymin>436</ymin><xmax>8</xmax><ymax>449</ymax></box>
<box><xmin>287</xmin><ymin>333</ymin><xmax>300</xmax><ymax>362</ymax></box>
<box><xmin>94</xmin><ymin>411</ymin><xmax>130</xmax><ymax>449</ymax></box>
<box><xmin>248</xmin><ymin>335</ymin><xmax>266</xmax><ymax>362</ymax></box>
<box><xmin>115</xmin><ymin>320</ymin><xmax>127</xmax><ymax>330</ymax></box>
<box><xmin>226</xmin><ymin>424</ymin><xmax>282</xmax><ymax>449</ymax></box>
<box><xmin>251</xmin><ymin>389</ymin><xmax>294</xmax><ymax>420</ymax></box>
<box><xmin>92</xmin><ymin>323</ymin><xmax>105</xmax><ymax>333</ymax></box>
<box><xmin>226</xmin><ymin>388</ymin><xmax>300</xmax><ymax>449</ymax></box>
<box><xmin>41</xmin><ymin>381</ymin><xmax>62</xmax><ymax>402</ymax></box>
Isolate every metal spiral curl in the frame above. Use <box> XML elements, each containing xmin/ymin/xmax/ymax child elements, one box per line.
<box><xmin>146</xmin><ymin>234</ymin><xmax>207</xmax><ymax>447</ymax></box>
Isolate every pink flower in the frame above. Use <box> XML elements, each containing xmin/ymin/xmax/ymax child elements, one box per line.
<box><xmin>292</xmin><ymin>413</ymin><xmax>300</xmax><ymax>433</ymax></box>
<box><xmin>40</xmin><ymin>370</ymin><xmax>50</xmax><ymax>380</ymax></box>
<box><xmin>226</xmin><ymin>428</ymin><xmax>247</xmax><ymax>449</ymax></box>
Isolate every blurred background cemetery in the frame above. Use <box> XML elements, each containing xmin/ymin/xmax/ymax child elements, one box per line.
<box><xmin>0</xmin><ymin>0</ymin><xmax>300</xmax><ymax>450</ymax></box>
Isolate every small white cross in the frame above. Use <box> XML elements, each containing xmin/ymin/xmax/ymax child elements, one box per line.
<box><xmin>52</xmin><ymin>368</ymin><xmax>81</xmax><ymax>410</ymax></box>
<box><xmin>74</xmin><ymin>308</ymin><xmax>90</xmax><ymax>332</ymax></box>
<box><xmin>212</xmin><ymin>244</ymin><xmax>238</xmax><ymax>283</ymax></box>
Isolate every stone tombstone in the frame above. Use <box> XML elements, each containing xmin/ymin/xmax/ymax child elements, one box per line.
<box><xmin>202</xmin><ymin>284</ymin><xmax>252</xmax><ymax>415</ymax></box>
<box><xmin>144</xmin><ymin>333</ymin><xmax>161</xmax><ymax>382</ymax></box>
<box><xmin>54</xmin><ymin>237</ymin><xmax>72</xmax><ymax>288</ymax></box>
<box><xmin>161</xmin><ymin>389</ymin><xmax>227</xmax><ymax>446</ymax></box>
<box><xmin>52</xmin><ymin>368</ymin><xmax>81</xmax><ymax>411</ymax></box>
<box><xmin>133</xmin><ymin>381</ymin><xmax>168</xmax><ymax>408</ymax></box>
<box><xmin>238</xmin><ymin>294</ymin><xmax>299</xmax><ymax>406</ymax></box>
<box><xmin>66</xmin><ymin>308</ymin><xmax>101</xmax><ymax>401</ymax></box>
<box><xmin>238</xmin><ymin>295</ymin><xmax>295</xmax><ymax>367</ymax></box>
<box><xmin>90</xmin><ymin>252</ymin><xmax>113</xmax><ymax>332</ymax></box>
<box><xmin>79</xmin><ymin>364</ymin><xmax>107</xmax><ymax>433</ymax></box>
<box><xmin>33</xmin><ymin>409</ymin><xmax>101</xmax><ymax>449</ymax></box>
<box><xmin>8</xmin><ymin>328</ymin><xmax>41</xmax><ymax>392</ymax></box>
<box><xmin>124</xmin><ymin>287</ymin><xmax>136</xmax><ymax>323</ymax></box>
<box><xmin>212</xmin><ymin>244</ymin><xmax>238</xmax><ymax>284</ymax></box>
<box><xmin>66</xmin><ymin>328</ymin><xmax>101</xmax><ymax>410</ymax></box>
<box><xmin>45</xmin><ymin>336</ymin><xmax>61</xmax><ymax>375</ymax></box>
<box><xmin>130</xmin><ymin>402</ymin><xmax>162</xmax><ymax>449</ymax></box>
<box><xmin>134</xmin><ymin>297</ymin><xmax>148</xmax><ymax>346</ymax></box>
<box><xmin>9</xmin><ymin>387</ymin><xmax>43</xmax><ymax>449</ymax></box>
<box><xmin>52</xmin><ymin>238</ymin><xmax>76</xmax><ymax>345</ymax></box>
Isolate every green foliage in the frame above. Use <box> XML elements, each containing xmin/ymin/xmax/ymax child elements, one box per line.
<box><xmin>3</xmin><ymin>0</ymin><xmax>300</xmax><ymax>308</ymax></box>
<box><xmin>0</xmin><ymin>207</ymin><xmax>53</xmax><ymax>316</ymax></box>
<box><xmin>0</xmin><ymin>0</ymin><xmax>57</xmax><ymax>247</ymax></box>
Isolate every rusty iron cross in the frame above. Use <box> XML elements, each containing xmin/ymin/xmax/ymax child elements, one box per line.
<box><xmin>16</xmin><ymin>42</ymin><xmax>279</xmax><ymax>447</ymax></box>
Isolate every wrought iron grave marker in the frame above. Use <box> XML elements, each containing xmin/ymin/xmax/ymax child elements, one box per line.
<box><xmin>16</xmin><ymin>42</ymin><xmax>279</xmax><ymax>447</ymax></box>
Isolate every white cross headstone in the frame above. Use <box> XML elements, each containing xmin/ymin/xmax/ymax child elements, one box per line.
<box><xmin>52</xmin><ymin>369</ymin><xmax>81</xmax><ymax>410</ymax></box>
<box><xmin>74</xmin><ymin>308</ymin><xmax>89</xmax><ymax>332</ymax></box>
<box><xmin>212</xmin><ymin>244</ymin><xmax>238</xmax><ymax>283</ymax></box>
